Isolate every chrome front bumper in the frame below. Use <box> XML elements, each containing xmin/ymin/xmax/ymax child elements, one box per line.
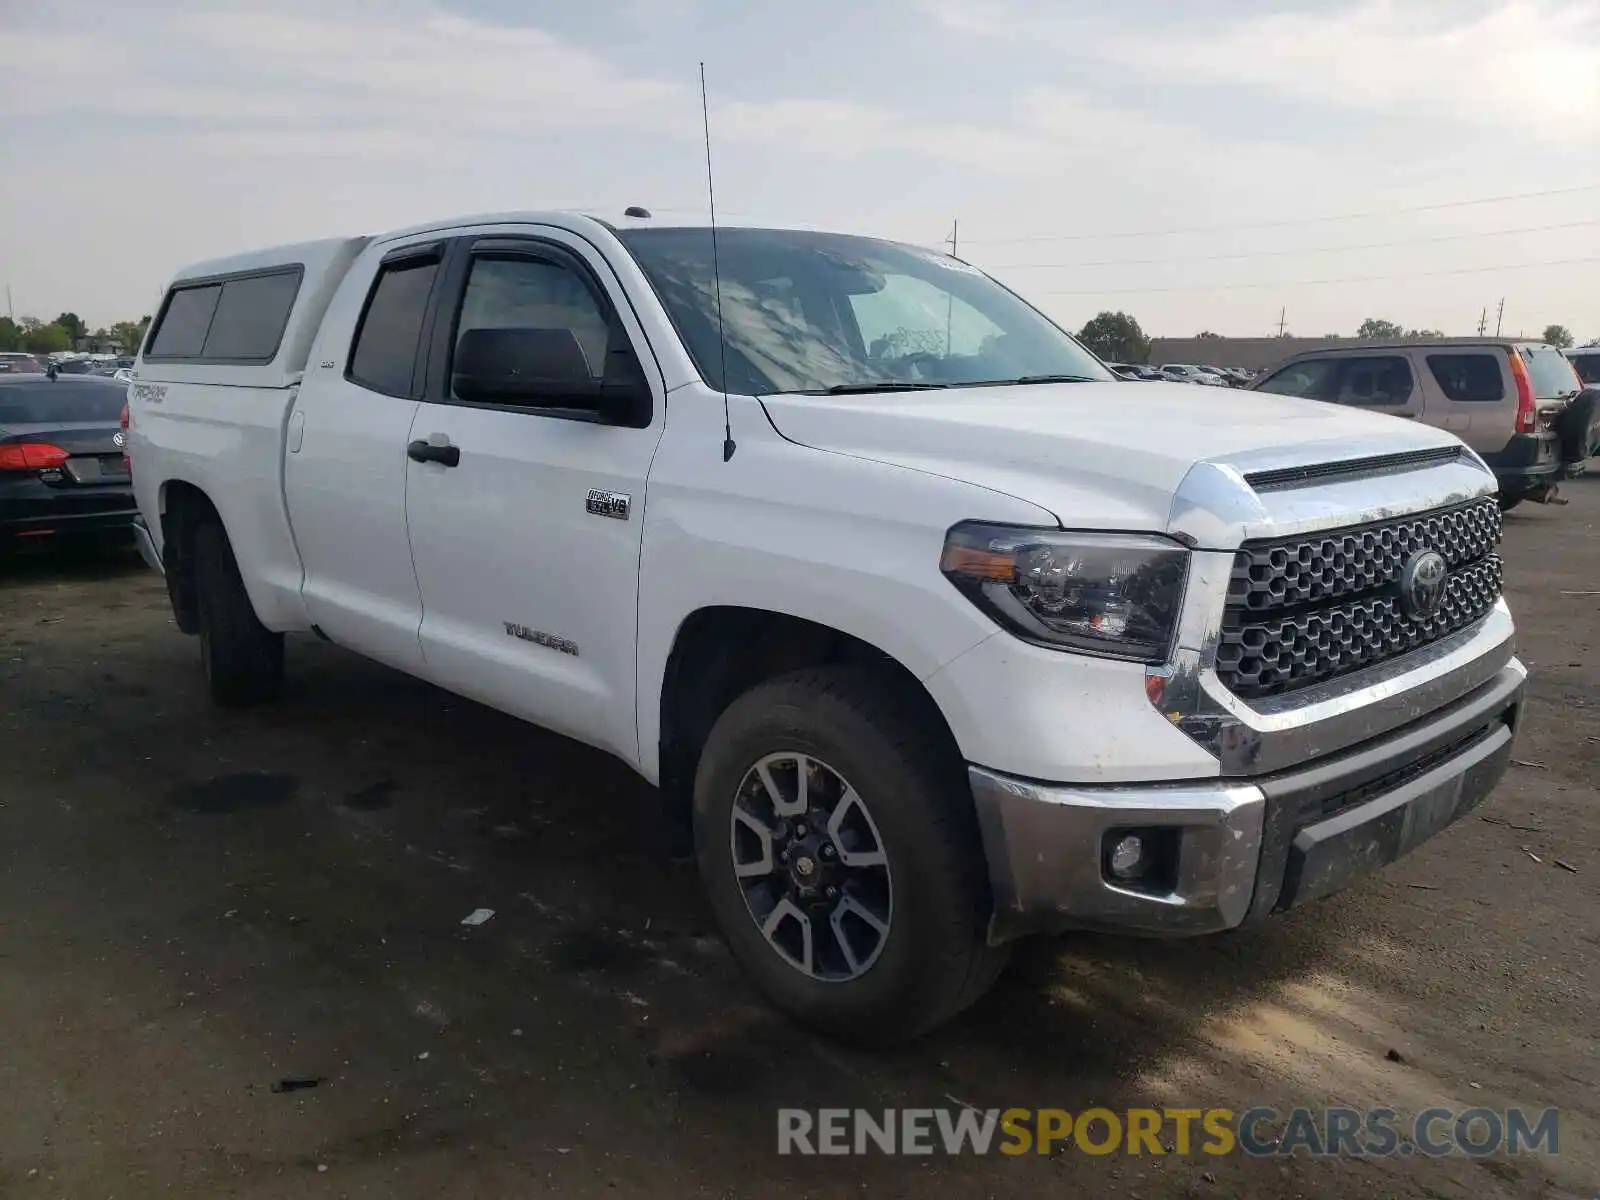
<box><xmin>132</xmin><ymin>515</ymin><xmax>163</xmax><ymax>576</ymax></box>
<box><xmin>972</xmin><ymin>658</ymin><xmax>1526</xmax><ymax>942</ymax></box>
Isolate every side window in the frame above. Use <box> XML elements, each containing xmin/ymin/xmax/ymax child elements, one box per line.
<box><xmin>147</xmin><ymin>284</ymin><xmax>221</xmax><ymax>358</ymax></box>
<box><xmin>1427</xmin><ymin>354</ymin><xmax>1503</xmax><ymax>403</ymax></box>
<box><xmin>145</xmin><ymin>270</ymin><xmax>301</xmax><ymax>362</ymax></box>
<box><xmin>1570</xmin><ymin>353</ymin><xmax>1600</xmax><ymax>385</ymax></box>
<box><xmin>201</xmin><ymin>271</ymin><xmax>302</xmax><ymax>360</ymax></box>
<box><xmin>1330</xmin><ymin>355</ymin><xmax>1413</xmax><ymax>406</ymax></box>
<box><xmin>1256</xmin><ymin>358</ymin><xmax>1339</xmax><ymax>399</ymax></box>
<box><xmin>348</xmin><ymin>255</ymin><xmax>440</xmax><ymax>397</ymax></box>
<box><xmin>450</xmin><ymin>255</ymin><xmax>613</xmax><ymax>396</ymax></box>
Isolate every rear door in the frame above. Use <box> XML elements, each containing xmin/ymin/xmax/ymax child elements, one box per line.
<box><xmin>283</xmin><ymin>237</ymin><xmax>445</xmax><ymax>671</ymax></box>
<box><xmin>1519</xmin><ymin>343</ymin><xmax>1583</xmax><ymax>417</ymax></box>
<box><xmin>1421</xmin><ymin>351</ymin><xmax>1511</xmax><ymax>451</ymax></box>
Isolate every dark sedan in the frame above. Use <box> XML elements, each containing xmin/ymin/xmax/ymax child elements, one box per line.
<box><xmin>1</xmin><ymin>374</ymin><xmax>135</xmax><ymax>546</ymax></box>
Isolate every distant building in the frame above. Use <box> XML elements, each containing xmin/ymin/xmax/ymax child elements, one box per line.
<box><xmin>76</xmin><ymin>334</ymin><xmax>125</xmax><ymax>355</ymax></box>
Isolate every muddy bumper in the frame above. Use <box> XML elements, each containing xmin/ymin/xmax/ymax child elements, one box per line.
<box><xmin>970</xmin><ymin>660</ymin><xmax>1526</xmax><ymax>943</ymax></box>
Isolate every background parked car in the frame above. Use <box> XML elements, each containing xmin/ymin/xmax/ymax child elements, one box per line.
<box><xmin>1253</xmin><ymin>338</ymin><xmax>1589</xmax><ymax>510</ymax></box>
<box><xmin>1567</xmin><ymin>347</ymin><xmax>1600</xmax><ymax>387</ymax></box>
<box><xmin>1105</xmin><ymin>362</ymin><xmax>1162</xmax><ymax>380</ymax></box>
<box><xmin>0</xmin><ymin>373</ymin><xmax>136</xmax><ymax>549</ymax></box>
<box><xmin>1159</xmin><ymin>363</ymin><xmax>1226</xmax><ymax>385</ymax></box>
<box><xmin>0</xmin><ymin>353</ymin><xmax>45</xmax><ymax>374</ymax></box>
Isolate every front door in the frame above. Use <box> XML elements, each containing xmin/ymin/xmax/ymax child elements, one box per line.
<box><xmin>284</xmin><ymin>237</ymin><xmax>446</xmax><ymax>671</ymax></box>
<box><xmin>403</xmin><ymin>228</ymin><xmax>666</xmax><ymax>766</ymax></box>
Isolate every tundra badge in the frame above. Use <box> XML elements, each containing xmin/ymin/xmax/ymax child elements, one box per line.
<box><xmin>503</xmin><ymin>622</ymin><xmax>579</xmax><ymax>657</ymax></box>
<box><xmin>586</xmin><ymin>489</ymin><xmax>631</xmax><ymax>520</ymax></box>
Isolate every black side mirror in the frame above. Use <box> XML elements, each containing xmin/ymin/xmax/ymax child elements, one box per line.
<box><xmin>452</xmin><ymin>327</ymin><xmax>647</xmax><ymax>424</ymax></box>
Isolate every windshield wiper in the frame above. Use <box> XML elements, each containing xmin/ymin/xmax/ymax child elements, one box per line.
<box><xmin>816</xmin><ymin>381</ymin><xmax>951</xmax><ymax>395</ymax></box>
<box><xmin>1006</xmin><ymin>374</ymin><xmax>1100</xmax><ymax>385</ymax></box>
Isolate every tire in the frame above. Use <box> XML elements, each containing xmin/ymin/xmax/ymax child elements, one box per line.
<box><xmin>1555</xmin><ymin>390</ymin><xmax>1598</xmax><ymax>464</ymax></box>
<box><xmin>1496</xmin><ymin>495</ymin><xmax>1523</xmax><ymax>512</ymax></box>
<box><xmin>194</xmin><ymin>521</ymin><xmax>283</xmax><ymax>705</ymax></box>
<box><xmin>693</xmin><ymin>665</ymin><xmax>1010</xmax><ymax>1045</ymax></box>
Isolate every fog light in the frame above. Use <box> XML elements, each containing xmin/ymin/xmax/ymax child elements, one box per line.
<box><xmin>1108</xmin><ymin>834</ymin><xmax>1145</xmax><ymax>880</ymax></box>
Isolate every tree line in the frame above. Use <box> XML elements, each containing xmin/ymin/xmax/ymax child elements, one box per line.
<box><xmin>1076</xmin><ymin>312</ymin><xmax>1592</xmax><ymax>364</ymax></box>
<box><xmin>0</xmin><ymin>312</ymin><xmax>151</xmax><ymax>356</ymax></box>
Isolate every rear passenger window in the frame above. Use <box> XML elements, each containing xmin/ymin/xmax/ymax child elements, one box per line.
<box><xmin>348</xmin><ymin>255</ymin><xmax>440</xmax><ymax>397</ymax></box>
<box><xmin>1257</xmin><ymin>358</ymin><xmax>1339</xmax><ymax>399</ymax></box>
<box><xmin>1427</xmin><ymin>354</ymin><xmax>1503</xmax><ymax>402</ymax></box>
<box><xmin>147</xmin><ymin>285</ymin><xmax>222</xmax><ymax>358</ymax></box>
<box><xmin>145</xmin><ymin>268</ymin><xmax>302</xmax><ymax>362</ymax></box>
<box><xmin>1331</xmin><ymin>356</ymin><xmax>1413</xmax><ymax>406</ymax></box>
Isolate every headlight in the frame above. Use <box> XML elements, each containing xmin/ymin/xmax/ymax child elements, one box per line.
<box><xmin>940</xmin><ymin>524</ymin><xmax>1189</xmax><ymax>661</ymax></box>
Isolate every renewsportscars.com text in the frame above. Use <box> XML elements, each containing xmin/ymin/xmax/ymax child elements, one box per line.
<box><xmin>776</xmin><ymin>1106</ymin><xmax>1560</xmax><ymax>1158</ymax></box>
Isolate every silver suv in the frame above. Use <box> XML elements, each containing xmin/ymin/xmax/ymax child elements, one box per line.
<box><xmin>1254</xmin><ymin>338</ymin><xmax>1590</xmax><ymax>510</ymax></box>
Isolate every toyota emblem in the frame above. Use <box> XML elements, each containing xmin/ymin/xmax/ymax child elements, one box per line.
<box><xmin>1399</xmin><ymin>549</ymin><xmax>1448</xmax><ymax>619</ymax></box>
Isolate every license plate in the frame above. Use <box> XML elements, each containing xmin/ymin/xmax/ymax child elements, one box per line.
<box><xmin>1396</xmin><ymin>771</ymin><xmax>1467</xmax><ymax>857</ymax></box>
<box><xmin>65</xmin><ymin>456</ymin><xmax>129</xmax><ymax>485</ymax></box>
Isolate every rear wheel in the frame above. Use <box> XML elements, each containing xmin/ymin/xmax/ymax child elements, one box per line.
<box><xmin>194</xmin><ymin>521</ymin><xmax>283</xmax><ymax>705</ymax></box>
<box><xmin>693</xmin><ymin>666</ymin><xmax>1009</xmax><ymax>1045</ymax></box>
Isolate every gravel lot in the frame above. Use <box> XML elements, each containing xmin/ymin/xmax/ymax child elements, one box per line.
<box><xmin>1</xmin><ymin>477</ymin><xmax>1594</xmax><ymax>1199</ymax></box>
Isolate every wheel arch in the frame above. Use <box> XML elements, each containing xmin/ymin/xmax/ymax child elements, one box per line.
<box><xmin>653</xmin><ymin>606</ymin><xmax>966</xmax><ymax>837</ymax></box>
<box><xmin>157</xmin><ymin>478</ymin><xmax>223</xmax><ymax>634</ymax></box>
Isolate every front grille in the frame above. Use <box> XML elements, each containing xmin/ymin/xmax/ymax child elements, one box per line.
<box><xmin>1216</xmin><ymin>496</ymin><xmax>1503</xmax><ymax>699</ymax></box>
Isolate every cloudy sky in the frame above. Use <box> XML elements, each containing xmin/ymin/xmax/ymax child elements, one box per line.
<box><xmin>2</xmin><ymin>0</ymin><xmax>1597</xmax><ymax>340</ymax></box>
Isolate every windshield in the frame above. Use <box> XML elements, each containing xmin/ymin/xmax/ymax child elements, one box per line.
<box><xmin>1521</xmin><ymin>345</ymin><xmax>1581</xmax><ymax>399</ymax></box>
<box><xmin>0</xmin><ymin>379</ymin><xmax>127</xmax><ymax>425</ymax></box>
<box><xmin>616</xmin><ymin>227</ymin><xmax>1111</xmax><ymax>395</ymax></box>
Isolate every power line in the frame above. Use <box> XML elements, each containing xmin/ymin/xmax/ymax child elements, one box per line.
<box><xmin>1037</xmin><ymin>255</ymin><xmax>1600</xmax><ymax>296</ymax></box>
<box><xmin>959</xmin><ymin>183</ymin><xmax>1600</xmax><ymax>246</ymax></box>
<box><xmin>981</xmin><ymin>219</ymin><xmax>1600</xmax><ymax>270</ymax></box>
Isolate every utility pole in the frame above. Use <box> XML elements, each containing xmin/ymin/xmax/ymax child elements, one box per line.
<box><xmin>4</xmin><ymin>285</ymin><xmax>12</xmax><ymax>322</ymax></box>
<box><xmin>1275</xmin><ymin>306</ymin><xmax>1287</xmax><ymax>337</ymax></box>
<box><xmin>1477</xmin><ymin>307</ymin><xmax>1488</xmax><ymax>336</ymax></box>
<box><xmin>1494</xmin><ymin>298</ymin><xmax>1505</xmax><ymax>336</ymax></box>
<box><xmin>944</xmin><ymin>219</ymin><xmax>958</xmax><ymax>355</ymax></box>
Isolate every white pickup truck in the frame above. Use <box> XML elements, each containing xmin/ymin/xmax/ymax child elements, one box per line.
<box><xmin>126</xmin><ymin>211</ymin><xmax>1525</xmax><ymax>1042</ymax></box>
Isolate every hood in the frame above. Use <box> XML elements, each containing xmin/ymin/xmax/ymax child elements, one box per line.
<box><xmin>760</xmin><ymin>381</ymin><xmax>1465</xmax><ymax>533</ymax></box>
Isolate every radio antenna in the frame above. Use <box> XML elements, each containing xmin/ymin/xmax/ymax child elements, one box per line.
<box><xmin>700</xmin><ymin>62</ymin><xmax>735</xmax><ymax>462</ymax></box>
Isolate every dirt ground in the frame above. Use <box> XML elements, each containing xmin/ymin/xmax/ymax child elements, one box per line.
<box><xmin>0</xmin><ymin>477</ymin><xmax>1594</xmax><ymax>1200</ymax></box>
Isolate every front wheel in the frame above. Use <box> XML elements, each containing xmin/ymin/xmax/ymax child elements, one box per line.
<box><xmin>693</xmin><ymin>667</ymin><xmax>1009</xmax><ymax>1045</ymax></box>
<box><xmin>1497</xmin><ymin>494</ymin><xmax>1523</xmax><ymax>512</ymax></box>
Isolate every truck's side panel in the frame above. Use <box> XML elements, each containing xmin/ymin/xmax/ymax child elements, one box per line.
<box><xmin>132</xmin><ymin>236</ymin><xmax>372</xmax><ymax>631</ymax></box>
<box><xmin>633</xmin><ymin>383</ymin><xmax>1056</xmax><ymax>786</ymax></box>
<box><xmin>133</xmin><ymin>383</ymin><xmax>312</xmax><ymax>631</ymax></box>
